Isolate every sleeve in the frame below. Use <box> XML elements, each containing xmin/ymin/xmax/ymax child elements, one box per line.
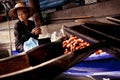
<box><xmin>14</xmin><ymin>23</ymin><xmax>24</xmax><ymax>52</ymax></box>
<box><xmin>26</xmin><ymin>20</ymin><xmax>39</xmax><ymax>39</ymax></box>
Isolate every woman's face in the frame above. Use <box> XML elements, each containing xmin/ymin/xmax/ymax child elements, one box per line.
<box><xmin>17</xmin><ymin>8</ymin><xmax>28</xmax><ymax>21</ymax></box>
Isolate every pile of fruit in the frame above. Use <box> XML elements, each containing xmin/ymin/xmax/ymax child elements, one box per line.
<box><xmin>62</xmin><ymin>35</ymin><xmax>90</xmax><ymax>54</ymax></box>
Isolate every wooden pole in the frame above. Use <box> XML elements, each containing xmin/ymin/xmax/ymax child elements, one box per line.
<box><xmin>28</xmin><ymin>0</ymin><xmax>44</xmax><ymax>27</ymax></box>
<box><xmin>7</xmin><ymin>19</ymin><xmax>12</xmax><ymax>56</ymax></box>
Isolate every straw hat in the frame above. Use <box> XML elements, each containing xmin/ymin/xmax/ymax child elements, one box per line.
<box><xmin>9</xmin><ymin>2</ymin><xmax>34</xmax><ymax>19</ymax></box>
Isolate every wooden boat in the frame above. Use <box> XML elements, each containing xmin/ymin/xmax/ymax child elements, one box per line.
<box><xmin>0</xmin><ymin>41</ymin><xmax>104</xmax><ymax>80</ymax></box>
<box><xmin>0</xmin><ymin>20</ymin><xmax>120</xmax><ymax>80</ymax></box>
<box><xmin>61</xmin><ymin>21</ymin><xmax>120</xmax><ymax>80</ymax></box>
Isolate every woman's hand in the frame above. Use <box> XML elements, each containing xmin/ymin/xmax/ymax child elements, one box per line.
<box><xmin>34</xmin><ymin>27</ymin><xmax>41</xmax><ymax>35</ymax></box>
<box><xmin>31</xmin><ymin>27</ymin><xmax>41</xmax><ymax>35</ymax></box>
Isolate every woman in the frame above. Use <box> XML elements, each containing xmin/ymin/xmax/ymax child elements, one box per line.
<box><xmin>9</xmin><ymin>2</ymin><xmax>50</xmax><ymax>53</ymax></box>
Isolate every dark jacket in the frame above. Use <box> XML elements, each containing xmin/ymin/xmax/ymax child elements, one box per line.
<box><xmin>14</xmin><ymin>20</ymin><xmax>39</xmax><ymax>52</ymax></box>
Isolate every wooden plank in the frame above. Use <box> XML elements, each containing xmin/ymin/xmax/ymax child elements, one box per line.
<box><xmin>50</xmin><ymin>16</ymin><xmax>93</xmax><ymax>21</ymax></box>
<box><xmin>106</xmin><ymin>16</ymin><xmax>120</xmax><ymax>23</ymax></box>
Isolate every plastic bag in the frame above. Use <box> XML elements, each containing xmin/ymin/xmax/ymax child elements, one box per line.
<box><xmin>23</xmin><ymin>37</ymin><xmax>39</xmax><ymax>52</ymax></box>
<box><xmin>51</xmin><ymin>26</ymin><xmax>65</xmax><ymax>42</ymax></box>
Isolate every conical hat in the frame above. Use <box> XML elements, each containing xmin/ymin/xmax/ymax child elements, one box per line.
<box><xmin>9</xmin><ymin>2</ymin><xmax>34</xmax><ymax>19</ymax></box>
